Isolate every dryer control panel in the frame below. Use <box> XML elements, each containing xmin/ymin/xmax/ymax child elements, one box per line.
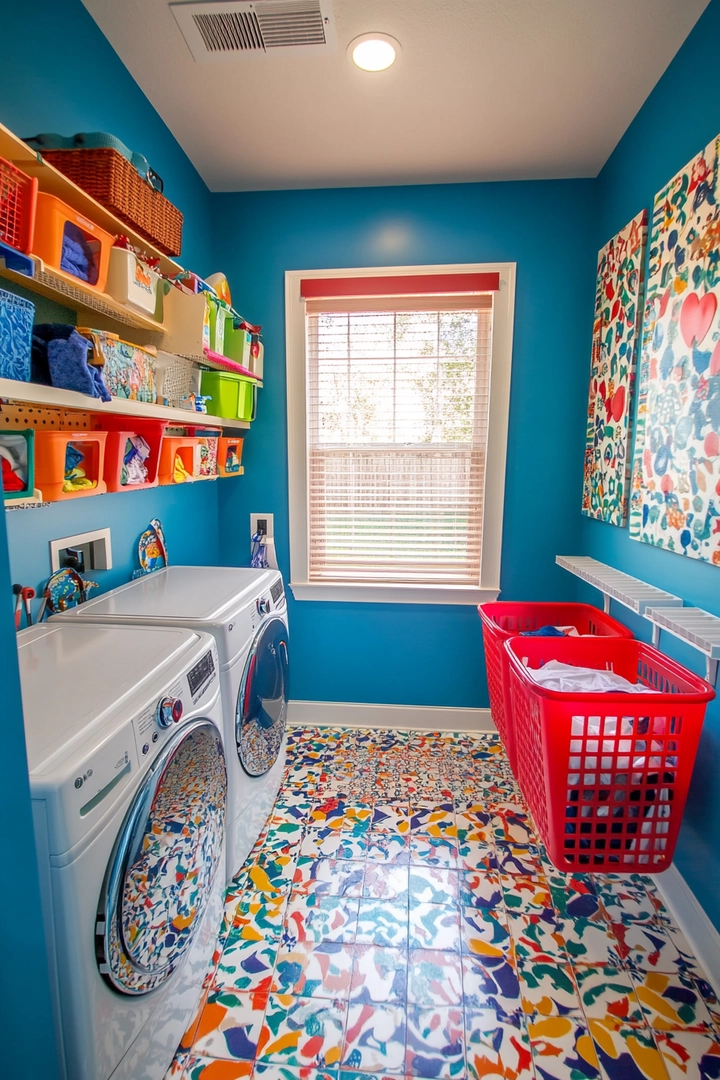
<box><xmin>133</xmin><ymin>645</ymin><xmax>219</xmax><ymax>760</ymax></box>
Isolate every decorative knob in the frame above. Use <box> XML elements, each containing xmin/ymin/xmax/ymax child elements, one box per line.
<box><xmin>257</xmin><ymin>597</ymin><xmax>270</xmax><ymax>615</ymax></box>
<box><xmin>156</xmin><ymin>696</ymin><xmax>183</xmax><ymax>728</ymax></box>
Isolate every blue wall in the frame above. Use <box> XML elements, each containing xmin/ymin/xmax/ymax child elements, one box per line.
<box><xmin>214</xmin><ymin>180</ymin><xmax>597</xmax><ymax>705</ymax></box>
<box><xmin>579</xmin><ymin>0</ymin><xmax>720</xmax><ymax>926</ymax></box>
<box><xmin>0</xmin><ymin>0</ymin><xmax>218</xmax><ymax>1071</ymax></box>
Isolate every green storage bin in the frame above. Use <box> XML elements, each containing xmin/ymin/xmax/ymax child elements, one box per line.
<box><xmin>201</xmin><ymin>370</ymin><xmax>257</xmax><ymax>422</ymax></box>
<box><xmin>1</xmin><ymin>429</ymin><xmax>35</xmax><ymax>502</ymax></box>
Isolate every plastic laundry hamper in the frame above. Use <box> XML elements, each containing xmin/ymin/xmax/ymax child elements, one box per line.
<box><xmin>478</xmin><ymin>602</ymin><xmax>633</xmax><ymax>774</ymax></box>
<box><xmin>504</xmin><ymin>635</ymin><xmax>715</xmax><ymax>874</ymax></box>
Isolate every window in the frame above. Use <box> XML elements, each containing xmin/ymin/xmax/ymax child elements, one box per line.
<box><xmin>286</xmin><ymin>264</ymin><xmax>516</xmax><ymax>604</ymax></box>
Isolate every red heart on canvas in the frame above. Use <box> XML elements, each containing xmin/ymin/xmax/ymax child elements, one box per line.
<box><xmin>711</xmin><ymin>340</ymin><xmax>720</xmax><ymax>376</ymax></box>
<box><xmin>680</xmin><ymin>291</ymin><xmax>717</xmax><ymax>347</ymax></box>
<box><xmin>610</xmin><ymin>386</ymin><xmax>625</xmax><ymax>422</ymax></box>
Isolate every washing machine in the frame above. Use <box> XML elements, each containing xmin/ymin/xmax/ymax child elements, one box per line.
<box><xmin>18</xmin><ymin>621</ymin><xmax>226</xmax><ymax>1080</ymax></box>
<box><xmin>55</xmin><ymin>566</ymin><xmax>289</xmax><ymax>882</ymax></box>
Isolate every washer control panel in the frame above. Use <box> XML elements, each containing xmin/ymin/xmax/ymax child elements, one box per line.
<box><xmin>132</xmin><ymin>646</ymin><xmax>218</xmax><ymax>758</ymax></box>
<box><xmin>155</xmin><ymin>696</ymin><xmax>183</xmax><ymax>729</ymax></box>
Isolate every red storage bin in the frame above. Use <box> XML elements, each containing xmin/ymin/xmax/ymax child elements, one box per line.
<box><xmin>478</xmin><ymin>602</ymin><xmax>633</xmax><ymax>774</ymax></box>
<box><xmin>505</xmin><ymin>635</ymin><xmax>715</xmax><ymax>874</ymax></box>
<box><xmin>0</xmin><ymin>155</ymin><xmax>37</xmax><ymax>254</ymax></box>
<box><xmin>96</xmin><ymin>417</ymin><xmax>167</xmax><ymax>493</ymax></box>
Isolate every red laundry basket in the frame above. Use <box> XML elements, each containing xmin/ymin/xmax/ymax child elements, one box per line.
<box><xmin>478</xmin><ymin>603</ymin><xmax>633</xmax><ymax>774</ymax></box>
<box><xmin>504</xmin><ymin>635</ymin><xmax>714</xmax><ymax>874</ymax></box>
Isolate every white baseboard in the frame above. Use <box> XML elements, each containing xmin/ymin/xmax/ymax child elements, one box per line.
<box><xmin>287</xmin><ymin>700</ymin><xmax>496</xmax><ymax>734</ymax></box>
<box><xmin>652</xmin><ymin>864</ymin><xmax>720</xmax><ymax>987</ymax></box>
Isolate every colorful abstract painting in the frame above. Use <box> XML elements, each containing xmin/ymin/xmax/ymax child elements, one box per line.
<box><xmin>582</xmin><ymin>210</ymin><xmax>648</xmax><ymax>525</ymax></box>
<box><xmin>630</xmin><ymin>135</ymin><xmax>720</xmax><ymax>563</ymax></box>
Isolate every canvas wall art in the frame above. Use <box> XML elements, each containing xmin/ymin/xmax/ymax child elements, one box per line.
<box><xmin>629</xmin><ymin>135</ymin><xmax>720</xmax><ymax>565</ymax></box>
<box><xmin>582</xmin><ymin>210</ymin><xmax>648</xmax><ymax>525</ymax></box>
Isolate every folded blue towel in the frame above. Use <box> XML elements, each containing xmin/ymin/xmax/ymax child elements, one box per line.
<box><xmin>60</xmin><ymin>223</ymin><xmax>98</xmax><ymax>285</ymax></box>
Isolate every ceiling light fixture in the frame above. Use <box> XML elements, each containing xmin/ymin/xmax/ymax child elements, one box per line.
<box><xmin>349</xmin><ymin>33</ymin><xmax>400</xmax><ymax>72</ymax></box>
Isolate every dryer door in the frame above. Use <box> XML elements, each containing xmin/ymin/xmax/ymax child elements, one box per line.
<box><xmin>236</xmin><ymin>616</ymin><xmax>289</xmax><ymax>777</ymax></box>
<box><xmin>97</xmin><ymin>719</ymin><xmax>227</xmax><ymax>995</ymax></box>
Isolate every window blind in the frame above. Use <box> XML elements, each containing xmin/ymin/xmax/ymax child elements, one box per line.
<box><xmin>305</xmin><ymin>293</ymin><xmax>493</xmax><ymax>585</ymax></box>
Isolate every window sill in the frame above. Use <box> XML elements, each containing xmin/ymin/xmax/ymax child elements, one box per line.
<box><xmin>289</xmin><ymin>582</ymin><xmax>501</xmax><ymax>605</ymax></box>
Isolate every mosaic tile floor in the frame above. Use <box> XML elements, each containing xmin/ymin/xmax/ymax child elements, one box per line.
<box><xmin>167</xmin><ymin>727</ymin><xmax>720</xmax><ymax>1080</ymax></box>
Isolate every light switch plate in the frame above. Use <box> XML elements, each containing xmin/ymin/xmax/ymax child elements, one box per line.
<box><xmin>250</xmin><ymin>513</ymin><xmax>274</xmax><ymax>539</ymax></box>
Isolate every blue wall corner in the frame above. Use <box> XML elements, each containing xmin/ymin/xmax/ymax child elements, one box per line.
<box><xmin>581</xmin><ymin>0</ymin><xmax>720</xmax><ymax>928</ymax></box>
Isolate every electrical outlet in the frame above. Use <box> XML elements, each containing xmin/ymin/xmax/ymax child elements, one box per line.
<box><xmin>250</xmin><ymin>513</ymin><xmax>273</xmax><ymax>540</ymax></box>
<box><xmin>50</xmin><ymin>529</ymin><xmax>112</xmax><ymax>573</ymax></box>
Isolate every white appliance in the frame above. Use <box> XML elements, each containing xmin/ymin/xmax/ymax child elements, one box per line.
<box><xmin>18</xmin><ymin>622</ymin><xmax>226</xmax><ymax>1080</ymax></box>
<box><xmin>55</xmin><ymin>566</ymin><xmax>289</xmax><ymax>882</ymax></box>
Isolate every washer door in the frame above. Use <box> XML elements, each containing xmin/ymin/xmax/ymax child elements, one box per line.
<box><xmin>97</xmin><ymin>719</ymin><xmax>227</xmax><ymax>995</ymax></box>
<box><xmin>236</xmin><ymin>616</ymin><xmax>289</xmax><ymax>777</ymax></box>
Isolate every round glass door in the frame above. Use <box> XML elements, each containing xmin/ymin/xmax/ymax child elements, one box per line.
<box><xmin>236</xmin><ymin>616</ymin><xmax>289</xmax><ymax>777</ymax></box>
<box><xmin>97</xmin><ymin>720</ymin><xmax>227</xmax><ymax>995</ymax></box>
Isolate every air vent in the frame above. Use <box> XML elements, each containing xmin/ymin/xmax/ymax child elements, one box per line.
<box><xmin>170</xmin><ymin>0</ymin><xmax>335</xmax><ymax>60</ymax></box>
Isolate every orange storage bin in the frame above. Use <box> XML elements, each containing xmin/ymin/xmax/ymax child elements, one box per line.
<box><xmin>34</xmin><ymin>430</ymin><xmax>107</xmax><ymax>501</ymax></box>
<box><xmin>31</xmin><ymin>192</ymin><xmax>113</xmax><ymax>292</ymax></box>
<box><xmin>96</xmin><ymin>417</ymin><xmax>167</xmax><ymax>493</ymax></box>
<box><xmin>158</xmin><ymin>435</ymin><xmax>200</xmax><ymax>485</ymax></box>
<box><xmin>218</xmin><ymin>436</ymin><xmax>244</xmax><ymax>477</ymax></box>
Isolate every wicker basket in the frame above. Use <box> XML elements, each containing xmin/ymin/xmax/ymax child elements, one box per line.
<box><xmin>41</xmin><ymin>148</ymin><xmax>183</xmax><ymax>256</ymax></box>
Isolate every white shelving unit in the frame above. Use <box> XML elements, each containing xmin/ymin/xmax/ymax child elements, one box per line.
<box><xmin>555</xmin><ymin>555</ymin><xmax>682</xmax><ymax>615</ymax></box>
<box><xmin>644</xmin><ymin>606</ymin><xmax>720</xmax><ymax>686</ymax></box>
<box><xmin>0</xmin><ymin>378</ymin><xmax>249</xmax><ymax>430</ymax></box>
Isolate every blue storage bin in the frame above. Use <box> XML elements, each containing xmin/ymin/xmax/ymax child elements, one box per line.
<box><xmin>0</xmin><ymin>288</ymin><xmax>34</xmax><ymax>382</ymax></box>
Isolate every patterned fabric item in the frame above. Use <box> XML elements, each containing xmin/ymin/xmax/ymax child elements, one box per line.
<box><xmin>166</xmin><ymin>726</ymin><xmax>720</xmax><ymax>1080</ymax></box>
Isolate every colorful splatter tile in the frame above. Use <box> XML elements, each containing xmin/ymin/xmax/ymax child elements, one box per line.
<box><xmin>631</xmin><ymin>971</ymin><xmax>714</xmax><ymax>1031</ymax></box>
<box><xmin>492</xmin><ymin>813</ymin><xmax>535</xmax><ymax>846</ymax></box>
<box><xmin>409</xmin><ymin>835</ymin><xmax>458</xmax><ymax>868</ymax></box>
<box><xmin>573</xmin><ymin>965</ymin><xmax>644</xmax><ymax>1025</ymax></box>
<box><xmin>410</xmin><ymin>803</ymin><xmax>457</xmax><ymax>838</ymax></box>
<box><xmin>292</xmin><ymin>858</ymin><xmax>365</xmax><ymax>898</ymax></box>
<box><xmin>226</xmin><ymin>893</ymin><xmax>288</xmax><ymax>940</ymax></box>
<box><xmin>462</xmin><ymin>955</ymin><xmax>521</xmax><ymax>1016</ymax></box>
<box><xmin>258</xmin><ymin>995</ymin><xmax>345</xmax><ymax>1068</ymax></box>
<box><xmin>459</xmin><ymin>869</ymin><xmax>503</xmax><ymax>911</ymax></box>
<box><xmin>300</xmin><ymin>827</ymin><xmax>369</xmax><ymax>861</ymax></box>
<box><xmin>655</xmin><ymin>1030</ymin><xmax>720</xmax><ymax>1080</ymax></box>
<box><xmin>193</xmin><ymin>990</ymin><xmax>269</xmax><ymax>1061</ymax></box>
<box><xmin>213</xmin><ymin>939</ymin><xmax>278</xmax><ymax>993</ymax></box>
<box><xmin>589</xmin><ymin>1020</ymin><xmax>670</xmax><ymax>1080</ymax></box>
<box><xmin>409</xmin><ymin>903</ymin><xmax>461</xmax><ymax>952</ymax></box>
<box><xmin>562</xmin><ymin>918</ymin><xmax>621</xmax><ymax>968</ymax></box>
<box><xmin>527</xmin><ymin>1016</ymin><xmax>600</xmax><ymax>1080</ymax></box>
<box><xmin>496</xmin><ymin>844</ymin><xmax>544</xmax><ymax>877</ymax></box>
<box><xmin>272</xmin><ymin>942</ymin><xmax>355</xmax><ymax>999</ymax></box>
<box><xmin>356</xmin><ymin>900</ymin><xmax>409</xmax><ymax>948</ymax></box>
<box><xmin>183</xmin><ymin>1055</ymin><xmax>254</xmax><ymax>1078</ymax></box>
<box><xmin>408</xmin><ymin>867</ymin><xmax>459</xmax><ymax>906</ymax></box>
<box><xmin>350</xmin><ymin>945</ymin><xmax>407</xmax><ymax>1004</ymax></box>
<box><xmin>255</xmin><ymin>1068</ymin><xmax>336</xmax><ymax>1080</ymax></box>
<box><xmin>518</xmin><ymin>961</ymin><xmax>583</xmax><ymax>1018</ymax></box>
<box><xmin>372</xmin><ymin>805</ymin><xmax>411</xmax><ymax>834</ymax></box>
<box><xmin>461</xmin><ymin>908</ymin><xmax>513</xmax><ymax>961</ymax></box>
<box><xmin>612</xmin><ymin>922</ymin><xmax>683</xmax><ymax>972</ymax></box>
<box><xmin>458</xmin><ymin>841</ymin><xmax>497</xmax><ymax>873</ymax></box>
<box><xmin>405</xmin><ymin>1004</ymin><xmax>464</xmax><ymax>1079</ymax></box>
<box><xmin>501</xmin><ymin>875</ymin><xmax>554</xmax><ymax>915</ymax></box>
<box><xmin>507</xmin><ymin>912</ymin><xmax>567</xmax><ymax>964</ymax></box>
<box><xmin>406</xmin><ymin>949</ymin><xmax>463</xmax><ymax>1006</ymax></box>
<box><xmin>363</xmin><ymin>864</ymin><xmax>410</xmax><ymax>902</ymax></box>
<box><xmin>465</xmin><ymin>1007</ymin><xmax>534</xmax><ymax>1080</ymax></box>
<box><xmin>284</xmin><ymin>895</ymin><xmax>359</xmax><ymax>944</ymax></box>
<box><xmin>342</xmin><ymin>1003</ymin><xmax>407</xmax><ymax>1072</ymax></box>
<box><xmin>366</xmin><ymin>833</ymin><xmax>411</xmax><ymax>864</ymax></box>
<box><xmin>248</xmin><ymin>855</ymin><xmax>299</xmax><ymax>896</ymax></box>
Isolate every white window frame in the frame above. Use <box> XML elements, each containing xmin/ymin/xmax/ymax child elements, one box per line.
<box><xmin>285</xmin><ymin>262</ymin><xmax>516</xmax><ymax>604</ymax></box>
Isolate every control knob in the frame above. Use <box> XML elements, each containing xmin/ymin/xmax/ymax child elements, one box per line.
<box><xmin>257</xmin><ymin>597</ymin><xmax>270</xmax><ymax>615</ymax></box>
<box><xmin>155</xmin><ymin>696</ymin><xmax>183</xmax><ymax>728</ymax></box>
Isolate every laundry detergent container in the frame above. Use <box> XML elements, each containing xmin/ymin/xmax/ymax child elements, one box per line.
<box><xmin>478</xmin><ymin>602</ymin><xmax>633</xmax><ymax>774</ymax></box>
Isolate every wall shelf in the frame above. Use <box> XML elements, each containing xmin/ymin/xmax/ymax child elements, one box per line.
<box><xmin>0</xmin><ymin>378</ymin><xmax>249</xmax><ymax>430</ymax></box>
<box><xmin>0</xmin><ymin>122</ymin><xmax>183</xmax><ymax>278</ymax></box>
<box><xmin>644</xmin><ymin>606</ymin><xmax>720</xmax><ymax>686</ymax></box>
<box><xmin>0</xmin><ymin>256</ymin><xmax>165</xmax><ymax>338</ymax></box>
<box><xmin>556</xmin><ymin>555</ymin><xmax>683</xmax><ymax>615</ymax></box>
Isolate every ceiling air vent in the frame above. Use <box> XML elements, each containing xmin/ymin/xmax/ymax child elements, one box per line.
<box><xmin>170</xmin><ymin>0</ymin><xmax>335</xmax><ymax>61</ymax></box>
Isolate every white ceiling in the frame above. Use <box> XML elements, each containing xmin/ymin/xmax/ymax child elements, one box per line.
<box><xmin>82</xmin><ymin>0</ymin><xmax>709</xmax><ymax>192</ymax></box>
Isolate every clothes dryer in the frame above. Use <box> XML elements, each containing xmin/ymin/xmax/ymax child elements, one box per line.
<box><xmin>18</xmin><ymin>622</ymin><xmax>226</xmax><ymax>1080</ymax></box>
<box><xmin>55</xmin><ymin>566</ymin><xmax>288</xmax><ymax>881</ymax></box>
